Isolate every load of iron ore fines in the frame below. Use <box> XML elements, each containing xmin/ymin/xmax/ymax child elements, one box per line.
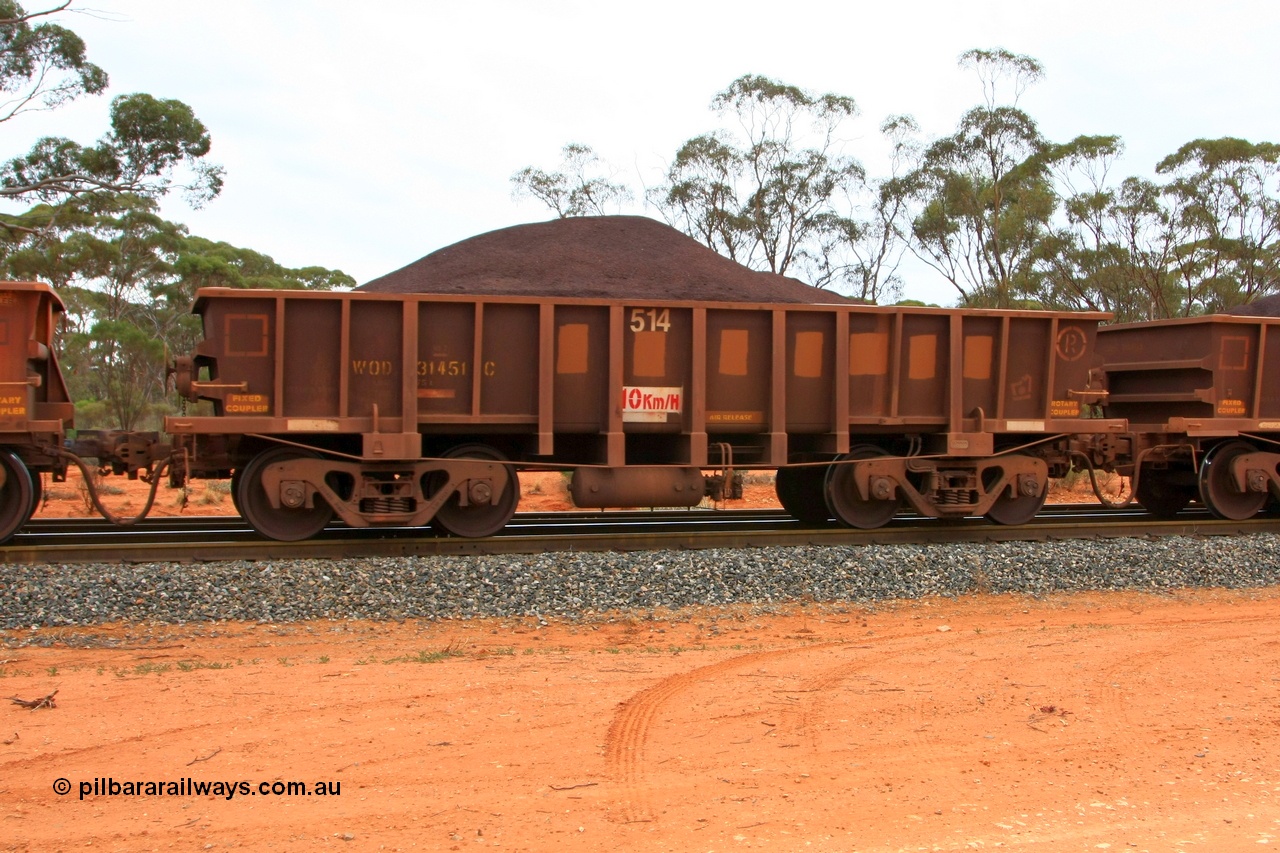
<box><xmin>359</xmin><ymin>215</ymin><xmax>852</xmax><ymax>304</ymax></box>
<box><xmin>2</xmin><ymin>535</ymin><xmax>1279</xmax><ymax>637</ymax></box>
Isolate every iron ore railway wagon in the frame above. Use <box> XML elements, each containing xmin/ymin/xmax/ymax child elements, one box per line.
<box><xmin>4</xmin><ymin>277</ymin><xmax>1280</xmax><ymax>544</ymax></box>
<box><xmin>159</xmin><ymin>286</ymin><xmax>1122</xmax><ymax>539</ymax></box>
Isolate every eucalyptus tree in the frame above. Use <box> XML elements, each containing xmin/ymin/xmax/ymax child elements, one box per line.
<box><xmin>896</xmin><ymin>49</ymin><xmax>1055</xmax><ymax>307</ymax></box>
<box><xmin>0</xmin><ymin>0</ymin><xmax>222</xmax><ymax>251</ymax></box>
<box><xmin>2</xmin><ymin>193</ymin><xmax>354</xmax><ymax>428</ymax></box>
<box><xmin>652</xmin><ymin>132</ymin><xmax>754</xmax><ymax>266</ymax></box>
<box><xmin>1036</xmin><ymin>172</ymin><xmax>1189</xmax><ymax>322</ymax></box>
<box><xmin>511</xmin><ymin>75</ymin><xmax>907</xmax><ymax>301</ymax></box>
<box><xmin>1031</xmin><ymin>135</ymin><xmax>1126</xmax><ymax>315</ymax></box>
<box><xmin>44</xmin><ymin>195</ymin><xmax>183</xmax><ymax>426</ymax></box>
<box><xmin>806</xmin><ymin>114</ymin><xmax>919</xmax><ymax>302</ymax></box>
<box><xmin>1158</xmin><ymin>137</ymin><xmax>1280</xmax><ymax>313</ymax></box>
<box><xmin>1029</xmin><ymin>134</ymin><xmax>1190</xmax><ymax>322</ymax></box>
<box><xmin>510</xmin><ymin>143</ymin><xmax>632</xmax><ymax>218</ymax></box>
<box><xmin>650</xmin><ymin>74</ymin><xmax>867</xmax><ymax>282</ymax></box>
<box><xmin>0</xmin><ymin>0</ymin><xmax>104</xmax><ymax>123</ymax></box>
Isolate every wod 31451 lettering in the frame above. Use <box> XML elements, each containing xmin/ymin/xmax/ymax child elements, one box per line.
<box><xmin>351</xmin><ymin>360</ymin><xmax>394</xmax><ymax>376</ymax></box>
<box><xmin>416</xmin><ymin>360</ymin><xmax>497</xmax><ymax>377</ymax></box>
<box><xmin>349</xmin><ymin>360</ymin><xmax>499</xmax><ymax>378</ymax></box>
<box><xmin>418</xmin><ymin>359</ymin><xmax>467</xmax><ymax>377</ymax></box>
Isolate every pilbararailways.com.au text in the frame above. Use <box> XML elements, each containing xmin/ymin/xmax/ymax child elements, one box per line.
<box><xmin>57</xmin><ymin>777</ymin><xmax>341</xmax><ymax>801</ymax></box>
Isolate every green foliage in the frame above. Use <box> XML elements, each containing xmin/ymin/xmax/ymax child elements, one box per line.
<box><xmin>896</xmin><ymin>52</ymin><xmax>1054</xmax><ymax>308</ymax></box>
<box><xmin>0</xmin><ymin>193</ymin><xmax>351</xmax><ymax>429</ymax></box>
<box><xmin>958</xmin><ymin>48</ymin><xmax>1044</xmax><ymax>109</ymax></box>
<box><xmin>669</xmin><ymin>73</ymin><xmax>865</xmax><ymax>278</ymax></box>
<box><xmin>510</xmin><ymin>143</ymin><xmax>631</xmax><ymax>218</ymax></box>
<box><xmin>511</xmin><ymin>75</ymin><xmax>911</xmax><ymax>301</ymax></box>
<box><xmin>885</xmin><ymin>47</ymin><xmax>1280</xmax><ymax>317</ymax></box>
<box><xmin>1032</xmin><ymin>136</ymin><xmax>1280</xmax><ymax>320</ymax></box>
<box><xmin>66</xmin><ymin>317</ymin><xmax>165</xmax><ymax>429</ymax></box>
<box><xmin>0</xmin><ymin>1</ymin><xmax>107</xmax><ymax>121</ymax></box>
<box><xmin>807</xmin><ymin>115</ymin><xmax>918</xmax><ymax>302</ymax></box>
<box><xmin>0</xmin><ymin>2</ymin><xmax>222</xmax><ymax>224</ymax></box>
<box><xmin>0</xmin><ymin>5</ymin><xmax>352</xmax><ymax>430</ymax></box>
<box><xmin>514</xmin><ymin>59</ymin><xmax>1279</xmax><ymax>314</ymax></box>
<box><xmin>2</xmin><ymin>92</ymin><xmax>224</xmax><ymax>206</ymax></box>
<box><xmin>660</xmin><ymin>132</ymin><xmax>754</xmax><ymax>264</ymax></box>
<box><xmin>172</xmin><ymin>235</ymin><xmax>355</xmax><ymax>293</ymax></box>
<box><xmin>648</xmin><ymin>74</ymin><xmax>906</xmax><ymax>301</ymax></box>
<box><xmin>1156</xmin><ymin>138</ymin><xmax>1280</xmax><ymax>313</ymax></box>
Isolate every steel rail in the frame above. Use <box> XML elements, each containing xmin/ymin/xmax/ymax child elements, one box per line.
<box><xmin>3</xmin><ymin>506</ymin><xmax>1279</xmax><ymax>565</ymax></box>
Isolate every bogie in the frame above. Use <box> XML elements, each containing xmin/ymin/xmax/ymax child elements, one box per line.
<box><xmin>1198</xmin><ymin>441</ymin><xmax>1271</xmax><ymax>521</ymax></box>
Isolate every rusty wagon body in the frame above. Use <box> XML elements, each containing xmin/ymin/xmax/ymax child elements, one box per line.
<box><xmin>1098</xmin><ymin>314</ymin><xmax>1280</xmax><ymax>520</ymax></box>
<box><xmin>161</xmin><ymin>287</ymin><xmax>1122</xmax><ymax>539</ymax></box>
<box><xmin>0</xmin><ymin>282</ymin><xmax>76</xmax><ymax>540</ymax></box>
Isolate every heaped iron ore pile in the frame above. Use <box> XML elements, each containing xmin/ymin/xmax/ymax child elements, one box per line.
<box><xmin>1228</xmin><ymin>293</ymin><xmax>1280</xmax><ymax>316</ymax></box>
<box><xmin>359</xmin><ymin>215</ymin><xmax>849</xmax><ymax>303</ymax></box>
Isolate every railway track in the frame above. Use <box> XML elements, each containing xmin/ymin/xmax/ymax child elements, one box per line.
<box><xmin>4</xmin><ymin>505</ymin><xmax>1279</xmax><ymax>565</ymax></box>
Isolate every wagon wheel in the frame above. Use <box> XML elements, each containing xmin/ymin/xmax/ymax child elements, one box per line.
<box><xmin>824</xmin><ymin>446</ymin><xmax>899</xmax><ymax>530</ymax></box>
<box><xmin>236</xmin><ymin>447</ymin><xmax>332</xmax><ymax>541</ymax></box>
<box><xmin>1135</xmin><ymin>466</ymin><xmax>1195</xmax><ymax>519</ymax></box>
<box><xmin>1198</xmin><ymin>440</ymin><xmax>1268</xmax><ymax>520</ymax></box>
<box><xmin>983</xmin><ymin>455</ymin><xmax>1047</xmax><ymax>526</ymax></box>
<box><xmin>775</xmin><ymin>462</ymin><xmax>831</xmax><ymax>524</ymax></box>
<box><xmin>0</xmin><ymin>450</ymin><xmax>34</xmax><ymax>543</ymax></box>
<box><xmin>426</xmin><ymin>444</ymin><xmax>519</xmax><ymax>538</ymax></box>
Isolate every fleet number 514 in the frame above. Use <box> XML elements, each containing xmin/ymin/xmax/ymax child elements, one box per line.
<box><xmin>630</xmin><ymin>308</ymin><xmax>672</xmax><ymax>332</ymax></box>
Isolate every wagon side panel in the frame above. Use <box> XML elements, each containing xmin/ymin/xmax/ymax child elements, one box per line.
<box><xmin>281</xmin><ymin>297</ymin><xmax>343</xmax><ymax>418</ymax></box>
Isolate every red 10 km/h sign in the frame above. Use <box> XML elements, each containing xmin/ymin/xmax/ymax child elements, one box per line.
<box><xmin>622</xmin><ymin>386</ymin><xmax>683</xmax><ymax>422</ymax></box>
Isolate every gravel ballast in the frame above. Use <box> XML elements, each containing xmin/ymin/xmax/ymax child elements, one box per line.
<box><xmin>3</xmin><ymin>535</ymin><xmax>1278</xmax><ymax>632</ymax></box>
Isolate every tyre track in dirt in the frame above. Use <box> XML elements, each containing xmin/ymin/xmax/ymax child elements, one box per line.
<box><xmin>601</xmin><ymin>625</ymin><xmax>997</xmax><ymax>823</ymax></box>
<box><xmin>1082</xmin><ymin>613</ymin><xmax>1280</xmax><ymax>805</ymax></box>
<box><xmin>602</xmin><ymin>643</ymin><xmax>838</xmax><ymax>823</ymax></box>
<box><xmin>781</xmin><ymin>626</ymin><xmax>1021</xmax><ymax>809</ymax></box>
<box><xmin>599</xmin><ymin>607</ymin><xmax>1280</xmax><ymax>835</ymax></box>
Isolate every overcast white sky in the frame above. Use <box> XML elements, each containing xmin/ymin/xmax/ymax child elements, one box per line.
<box><xmin>7</xmin><ymin>0</ymin><xmax>1279</xmax><ymax>304</ymax></box>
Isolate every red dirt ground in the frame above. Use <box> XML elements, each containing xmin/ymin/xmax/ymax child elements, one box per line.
<box><xmin>3</xmin><ymin>591</ymin><xmax>1278</xmax><ymax>851</ymax></box>
<box><xmin>10</xmin><ymin>470</ymin><xmax>1277</xmax><ymax>851</ymax></box>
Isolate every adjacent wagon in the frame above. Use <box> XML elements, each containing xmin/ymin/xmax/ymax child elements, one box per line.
<box><xmin>1098</xmin><ymin>314</ymin><xmax>1280</xmax><ymax>519</ymax></box>
<box><xmin>0</xmin><ymin>282</ymin><xmax>75</xmax><ymax>540</ymax></box>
